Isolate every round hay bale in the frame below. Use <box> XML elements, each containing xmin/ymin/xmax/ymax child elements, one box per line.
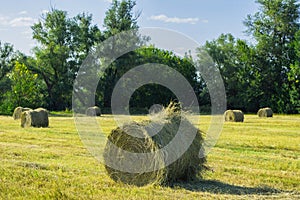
<box><xmin>21</xmin><ymin>108</ymin><xmax>49</xmax><ymax>128</ymax></box>
<box><xmin>103</xmin><ymin>104</ymin><xmax>206</xmax><ymax>186</ymax></box>
<box><xmin>257</xmin><ymin>107</ymin><xmax>273</xmax><ymax>117</ymax></box>
<box><xmin>13</xmin><ymin>107</ymin><xmax>32</xmax><ymax>120</ymax></box>
<box><xmin>224</xmin><ymin>110</ymin><xmax>244</xmax><ymax>122</ymax></box>
<box><xmin>86</xmin><ymin>106</ymin><xmax>101</xmax><ymax>116</ymax></box>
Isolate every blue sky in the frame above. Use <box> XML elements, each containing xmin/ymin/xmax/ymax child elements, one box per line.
<box><xmin>0</xmin><ymin>0</ymin><xmax>259</xmax><ymax>55</ymax></box>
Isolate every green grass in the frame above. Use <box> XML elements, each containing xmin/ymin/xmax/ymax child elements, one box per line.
<box><xmin>0</xmin><ymin>114</ymin><xmax>299</xmax><ymax>199</ymax></box>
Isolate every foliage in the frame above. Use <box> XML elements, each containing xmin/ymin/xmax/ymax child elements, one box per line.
<box><xmin>31</xmin><ymin>9</ymin><xmax>101</xmax><ymax>111</ymax></box>
<box><xmin>8</xmin><ymin>61</ymin><xmax>45</xmax><ymax>108</ymax></box>
<box><xmin>201</xmin><ymin>0</ymin><xmax>300</xmax><ymax>113</ymax></box>
<box><xmin>244</xmin><ymin>0</ymin><xmax>300</xmax><ymax>113</ymax></box>
<box><xmin>97</xmin><ymin>0</ymin><xmax>146</xmax><ymax>108</ymax></box>
<box><xmin>0</xmin><ymin>42</ymin><xmax>15</xmax><ymax>114</ymax></box>
<box><xmin>201</xmin><ymin>34</ymin><xmax>258</xmax><ymax>111</ymax></box>
<box><xmin>288</xmin><ymin>30</ymin><xmax>300</xmax><ymax>113</ymax></box>
<box><xmin>103</xmin><ymin>0</ymin><xmax>139</xmax><ymax>38</ymax></box>
<box><xmin>0</xmin><ymin>41</ymin><xmax>15</xmax><ymax>81</ymax></box>
<box><xmin>98</xmin><ymin>46</ymin><xmax>199</xmax><ymax>110</ymax></box>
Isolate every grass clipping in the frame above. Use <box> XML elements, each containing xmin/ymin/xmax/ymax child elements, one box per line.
<box><xmin>257</xmin><ymin>107</ymin><xmax>273</xmax><ymax>117</ymax></box>
<box><xmin>103</xmin><ymin>103</ymin><xmax>206</xmax><ymax>186</ymax></box>
<box><xmin>224</xmin><ymin>110</ymin><xmax>244</xmax><ymax>122</ymax></box>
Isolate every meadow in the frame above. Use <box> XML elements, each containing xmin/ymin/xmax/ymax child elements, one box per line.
<box><xmin>0</xmin><ymin>113</ymin><xmax>299</xmax><ymax>199</ymax></box>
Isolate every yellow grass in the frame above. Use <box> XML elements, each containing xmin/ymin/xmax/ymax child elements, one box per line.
<box><xmin>0</xmin><ymin>114</ymin><xmax>299</xmax><ymax>199</ymax></box>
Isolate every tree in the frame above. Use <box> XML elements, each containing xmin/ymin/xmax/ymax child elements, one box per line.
<box><xmin>103</xmin><ymin>0</ymin><xmax>139</xmax><ymax>38</ymax></box>
<box><xmin>244</xmin><ymin>0</ymin><xmax>300</xmax><ymax>113</ymax></box>
<box><xmin>201</xmin><ymin>0</ymin><xmax>300</xmax><ymax>113</ymax></box>
<box><xmin>0</xmin><ymin>42</ymin><xmax>15</xmax><ymax>114</ymax></box>
<box><xmin>128</xmin><ymin>47</ymin><xmax>198</xmax><ymax>110</ymax></box>
<box><xmin>8</xmin><ymin>61</ymin><xmax>45</xmax><ymax>108</ymax></box>
<box><xmin>70</xmin><ymin>13</ymin><xmax>102</xmax><ymax>62</ymax></box>
<box><xmin>202</xmin><ymin>34</ymin><xmax>258</xmax><ymax>111</ymax></box>
<box><xmin>0</xmin><ymin>41</ymin><xmax>15</xmax><ymax>81</ymax></box>
<box><xmin>98</xmin><ymin>0</ymin><xmax>144</xmax><ymax>108</ymax></box>
<box><xmin>31</xmin><ymin>9</ymin><xmax>101</xmax><ymax>110</ymax></box>
<box><xmin>288</xmin><ymin>30</ymin><xmax>300</xmax><ymax>113</ymax></box>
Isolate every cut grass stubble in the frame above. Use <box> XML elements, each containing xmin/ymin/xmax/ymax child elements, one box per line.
<box><xmin>0</xmin><ymin>114</ymin><xmax>299</xmax><ymax>199</ymax></box>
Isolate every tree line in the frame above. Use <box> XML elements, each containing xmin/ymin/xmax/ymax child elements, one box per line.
<box><xmin>0</xmin><ymin>0</ymin><xmax>299</xmax><ymax>114</ymax></box>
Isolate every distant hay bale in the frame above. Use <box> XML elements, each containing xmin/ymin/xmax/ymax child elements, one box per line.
<box><xmin>224</xmin><ymin>110</ymin><xmax>244</xmax><ymax>122</ymax></box>
<box><xmin>21</xmin><ymin>108</ymin><xmax>49</xmax><ymax>128</ymax></box>
<box><xmin>13</xmin><ymin>107</ymin><xmax>32</xmax><ymax>120</ymax></box>
<box><xmin>257</xmin><ymin>107</ymin><xmax>273</xmax><ymax>117</ymax></box>
<box><xmin>86</xmin><ymin>106</ymin><xmax>101</xmax><ymax>116</ymax></box>
<box><xmin>103</xmin><ymin>103</ymin><xmax>206</xmax><ymax>186</ymax></box>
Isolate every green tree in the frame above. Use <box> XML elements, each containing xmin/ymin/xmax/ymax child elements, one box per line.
<box><xmin>288</xmin><ymin>30</ymin><xmax>300</xmax><ymax>112</ymax></box>
<box><xmin>201</xmin><ymin>34</ymin><xmax>258</xmax><ymax>111</ymax></box>
<box><xmin>0</xmin><ymin>41</ymin><xmax>15</xmax><ymax>81</ymax></box>
<box><xmin>70</xmin><ymin>13</ymin><xmax>102</xmax><ymax>62</ymax></box>
<box><xmin>201</xmin><ymin>0</ymin><xmax>300</xmax><ymax>113</ymax></box>
<box><xmin>244</xmin><ymin>0</ymin><xmax>300</xmax><ymax>113</ymax></box>
<box><xmin>0</xmin><ymin>41</ymin><xmax>15</xmax><ymax>114</ymax></box>
<box><xmin>31</xmin><ymin>9</ymin><xmax>101</xmax><ymax>110</ymax></box>
<box><xmin>98</xmin><ymin>0</ymin><xmax>144</xmax><ymax>108</ymax></box>
<box><xmin>129</xmin><ymin>47</ymin><xmax>198</xmax><ymax>110</ymax></box>
<box><xmin>103</xmin><ymin>0</ymin><xmax>139</xmax><ymax>38</ymax></box>
<box><xmin>8</xmin><ymin>61</ymin><xmax>45</xmax><ymax>108</ymax></box>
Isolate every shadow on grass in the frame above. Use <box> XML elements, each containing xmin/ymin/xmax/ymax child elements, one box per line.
<box><xmin>173</xmin><ymin>180</ymin><xmax>282</xmax><ymax>195</ymax></box>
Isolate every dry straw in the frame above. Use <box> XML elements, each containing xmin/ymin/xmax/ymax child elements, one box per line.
<box><xmin>21</xmin><ymin>108</ymin><xmax>49</xmax><ymax>128</ymax></box>
<box><xmin>13</xmin><ymin>107</ymin><xmax>32</xmax><ymax>120</ymax></box>
<box><xmin>103</xmin><ymin>103</ymin><xmax>206</xmax><ymax>186</ymax></box>
<box><xmin>86</xmin><ymin>106</ymin><xmax>101</xmax><ymax>116</ymax></box>
<box><xmin>257</xmin><ymin>107</ymin><xmax>273</xmax><ymax>117</ymax></box>
<box><xmin>224</xmin><ymin>110</ymin><xmax>244</xmax><ymax>122</ymax></box>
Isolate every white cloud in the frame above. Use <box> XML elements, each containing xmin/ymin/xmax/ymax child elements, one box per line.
<box><xmin>18</xmin><ymin>11</ymin><xmax>28</xmax><ymax>15</ymax></box>
<box><xmin>9</xmin><ymin>17</ymin><xmax>37</xmax><ymax>27</ymax></box>
<box><xmin>0</xmin><ymin>14</ymin><xmax>36</xmax><ymax>28</ymax></box>
<box><xmin>149</xmin><ymin>14</ymin><xmax>206</xmax><ymax>25</ymax></box>
<box><xmin>0</xmin><ymin>16</ymin><xmax>9</xmax><ymax>25</ymax></box>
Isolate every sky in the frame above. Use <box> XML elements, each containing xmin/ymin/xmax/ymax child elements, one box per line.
<box><xmin>0</xmin><ymin>0</ymin><xmax>259</xmax><ymax>55</ymax></box>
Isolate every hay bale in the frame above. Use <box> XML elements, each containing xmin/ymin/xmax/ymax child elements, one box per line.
<box><xmin>224</xmin><ymin>110</ymin><xmax>244</xmax><ymax>122</ymax></box>
<box><xmin>257</xmin><ymin>107</ymin><xmax>273</xmax><ymax>117</ymax></box>
<box><xmin>13</xmin><ymin>107</ymin><xmax>32</xmax><ymax>120</ymax></box>
<box><xmin>21</xmin><ymin>108</ymin><xmax>49</xmax><ymax>128</ymax></box>
<box><xmin>86</xmin><ymin>106</ymin><xmax>101</xmax><ymax>116</ymax></box>
<box><xmin>103</xmin><ymin>103</ymin><xmax>206</xmax><ymax>186</ymax></box>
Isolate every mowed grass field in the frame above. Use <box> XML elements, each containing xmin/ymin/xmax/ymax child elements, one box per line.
<box><xmin>0</xmin><ymin>113</ymin><xmax>299</xmax><ymax>199</ymax></box>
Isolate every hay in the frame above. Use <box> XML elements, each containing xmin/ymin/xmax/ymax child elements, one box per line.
<box><xmin>86</xmin><ymin>106</ymin><xmax>101</xmax><ymax>116</ymax></box>
<box><xmin>13</xmin><ymin>107</ymin><xmax>32</xmax><ymax>120</ymax></box>
<box><xmin>21</xmin><ymin>108</ymin><xmax>49</xmax><ymax>128</ymax></box>
<box><xmin>257</xmin><ymin>107</ymin><xmax>273</xmax><ymax>117</ymax></box>
<box><xmin>224</xmin><ymin>110</ymin><xmax>244</xmax><ymax>122</ymax></box>
<box><xmin>103</xmin><ymin>103</ymin><xmax>206</xmax><ymax>186</ymax></box>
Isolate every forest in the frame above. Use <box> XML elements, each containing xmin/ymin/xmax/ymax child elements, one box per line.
<box><xmin>0</xmin><ymin>0</ymin><xmax>299</xmax><ymax>114</ymax></box>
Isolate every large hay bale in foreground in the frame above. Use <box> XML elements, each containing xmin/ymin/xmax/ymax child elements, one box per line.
<box><xmin>224</xmin><ymin>110</ymin><xmax>244</xmax><ymax>122</ymax></box>
<box><xmin>21</xmin><ymin>108</ymin><xmax>49</xmax><ymax>128</ymax></box>
<box><xmin>103</xmin><ymin>104</ymin><xmax>206</xmax><ymax>186</ymax></box>
<box><xmin>13</xmin><ymin>107</ymin><xmax>32</xmax><ymax>120</ymax></box>
<box><xmin>86</xmin><ymin>106</ymin><xmax>101</xmax><ymax>116</ymax></box>
<box><xmin>257</xmin><ymin>107</ymin><xmax>273</xmax><ymax>117</ymax></box>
